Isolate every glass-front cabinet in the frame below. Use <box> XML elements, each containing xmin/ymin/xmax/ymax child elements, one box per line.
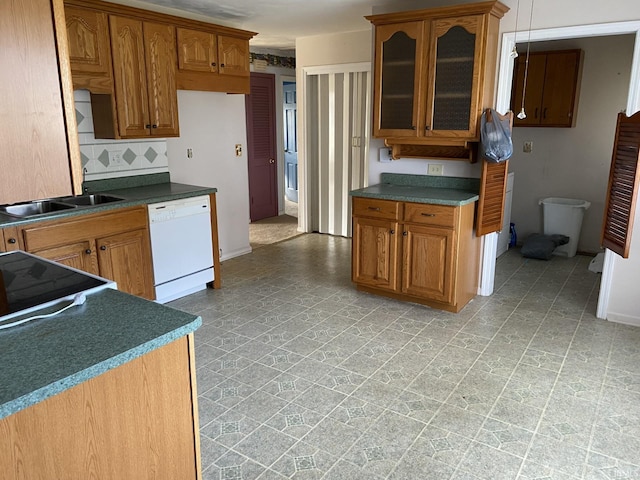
<box><xmin>367</xmin><ymin>1</ymin><xmax>507</xmax><ymax>160</ymax></box>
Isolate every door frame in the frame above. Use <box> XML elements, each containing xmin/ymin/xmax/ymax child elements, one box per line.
<box><xmin>281</xmin><ymin>75</ymin><xmax>297</xmax><ymax>209</ymax></box>
<box><xmin>484</xmin><ymin>20</ymin><xmax>640</xmax><ymax>320</ymax></box>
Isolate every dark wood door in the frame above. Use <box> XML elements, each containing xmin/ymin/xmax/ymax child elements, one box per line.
<box><xmin>283</xmin><ymin>82</ymin><xmax>298</xmax><ymax>203</ymax></box>
<box><xmin>246</xmin><ymin>73</ymin><xmax>278</xmax><ymax>221</ymax></box>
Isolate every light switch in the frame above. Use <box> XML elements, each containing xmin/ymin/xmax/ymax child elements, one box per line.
<box><xmin>523</xmin><ymin>141</ymin><xmax>533</xmax><ymax>153</ymax></box>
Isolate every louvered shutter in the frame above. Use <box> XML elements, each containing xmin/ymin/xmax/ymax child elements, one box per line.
<box><xmin>601</xmin><ymin>111</ymin><xmax>640</xmax><ymax>258</ymax></box>
<box><xmin>476</xmin><ymin>159</ymin><xmax>509</xmax><ymax>236</ymax></box>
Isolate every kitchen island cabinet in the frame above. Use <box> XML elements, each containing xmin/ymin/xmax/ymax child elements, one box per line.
<box><xmin>0</xmin><ymin>288</ymin><xmax>202</xmax><ymax>480</ymax></box>
<box><xmin>351</xmin><ymin>174</ymin><xmax>481</xmax><ymax>312</ymax></box>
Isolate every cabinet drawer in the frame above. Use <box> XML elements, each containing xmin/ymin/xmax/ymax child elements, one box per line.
<box><xmin>352</xmin><ymin>197</ymin><xmax>400</xmax><ymax>220</ymax></box>
<box><xmin>403</xmin><ymin>203</ymin><xmax>457</xmax><ymax>228</ymax></box>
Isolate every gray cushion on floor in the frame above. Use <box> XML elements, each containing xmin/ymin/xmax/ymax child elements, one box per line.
<box><xmin>521</xmin><ymin>233</ymin><xmax>570</xmax><ymax>260</ymax></box>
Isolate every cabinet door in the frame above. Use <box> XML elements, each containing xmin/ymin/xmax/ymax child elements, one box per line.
<box><xmin>373</xmin><ymin>21</ymin><xmax>427</xmax><ymax>138</ymax></box>
<box><xmin>352</xmin><ymin>216</ymin><xmax>399</xmax><ymax>292</ymax></box>
<box><xmin>402</xmin><ymin>224</ymin><xmax>454</xmax><ymax>303</ymax></box>
<box><xmin>427</xmin><ymin>15</ymin><xmax>483</xmax><ymax>138</ymax></box>
<box><xmin>65</xmin><ymin>6</ymin><xmax>111</xmax><ymax>76</ymax></box>
<box><xmin>97</xmin><ymin>229</ymin><xmax>154</xmax><ymax>300</ymax></box>
<box><xmin>511</xmin><ymin>53</ymin><xmax>546</xmax><ymax>127</ymax></box>
<box><xmin>144</xmin><ymin>22</ymin><xmax>179</xmax><ymax>137</ymax></box>
<box><xmin>540</xmin><ymin>51</ymin><xmax>580</xmax><ymax>127</ymax></box>
<box><xmin>1</xmin><ymin>227</ymin><xmax>20</xmax><ymax>252</ymax></box>
<box><xmin>177</xmin><ymin>28</ymin><xmax>217</xmax><ymax>73</ymax></box>
<box><xmin>33</xmin><ymin>240</ymin><xmax>100</xmax><ymax>276</ymax></box>
<box><xmin>218</xmin><ymin>35</ymin><xmax>250</xmax><ymax>77</ymax></box>
<box><xmin>109</xmin><ymin>16</ymin><xmax>150</xmax><ymax>138</ymax></box>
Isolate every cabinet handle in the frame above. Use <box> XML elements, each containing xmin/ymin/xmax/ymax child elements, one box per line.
<box><xmin>100</xmin><ymin>245</ymin><xmax>107</xmax><ymax>251</ymax></box>
<box><xmin>403</xmin><ymin>231</ymin><xmax>408</xmax><ymax>236</ymax></box>
<box><xmin>367</xmin><ymin>207</ymin><xmax>381</xmax><ymax>211</ymax></box>
<box><xmin>390</xmin><ymin>229</ymin><xmax>395</xmax><ymax>234</ymax></box>
<box><xmin>543</xmin><ymin>108</ymin><xmax>547</xmax><ymax>119</ymax></box>
<box><xmin>85</xmin><ymin>249</ymin><xmax>92</xmax><ymax>254</ymax></box>
<box><xmin>7</xmin><ymin>238</ymin><xmax>16</xmax><ymax>244</ymax></box>
<box><xmin>534</xmin><ymin>108</ymin><xmax>538</xmax><ymax>119</ymax></box>
<box><xmin>421</xmin><ymin>213</ymin><xmax>436</xmax><ymax>217</ymax></box>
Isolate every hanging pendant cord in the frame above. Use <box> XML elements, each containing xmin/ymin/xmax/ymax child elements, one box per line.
<box><xmin>520</xmin><ymin>0</ymin><xmax>535</xmax><ymax>116</ymax></box>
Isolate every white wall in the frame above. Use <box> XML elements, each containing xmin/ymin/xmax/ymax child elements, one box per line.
<box><xmin>509</xmin><ymin>35</ymin><xmax>634</xmax><ymax>254</ymax></box>
<box><xmin>167</xmin><ymin>90</ymin><xmax>251</xmax><ymax>261</ymax></box>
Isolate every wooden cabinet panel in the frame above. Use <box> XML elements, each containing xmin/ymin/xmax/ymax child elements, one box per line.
<box><xmin>402</xmin><ymin>224</ymin><xmax>454</xmax><ymax>302</ymax></box>
<box><xmin>352</xmin><ymin>217</ymin><xmax>399</xmax><ymax>292</ymax></box>
<box><xmin>143</xmin><ymin>22</ymin><xmax>179</xmax><ymax>136</ymax></box>
<box><xmin>353</xmin><ymin>197</ymin><xmax>401</xmax><ymax>220</ymax></box>
<box><xmin>218</xmin><ymin>35</ymin><xmax>250</xmax><ymax>77</ymax></box>
<box><xmin>65</xmin><ymin>6</ymin><xmax>111</xmax><ymax>76</ymax></box>
<box><xmin>97</xmin><ymin>228</ymin><xmax>154</xmax><ymax>299</ymax></box>
<box><xmin>33</xmin><ymin>240</ymin><xmax>100</xmax><ymax>275</ymax></box>
<box><xmin>0</xmin><ymin>336</ymin><xmax>199</xmax><ymax>480</ymax></box>
<box><xmin>1</xmin><ymin>227</ymin><xmax>21</xmax><ymax>252</ymax></box>
<box><xmin>512</xmin><ymin>50</ymin><xmax>582</xmax><ymax>128</ymax></box>
<box><xmin>109</xmin><ymin>15</ymin><xmax>150</xmax><ymax>138</ymax></box>
<box><xmin>403</xmin><ymin>202</ymin><xmax>456</xmax><ymax>227</ymax></box>
<box><xmin>177</xmin><ymin>28</ymin><xmax>217</xmax><ymax>72</ymax></box>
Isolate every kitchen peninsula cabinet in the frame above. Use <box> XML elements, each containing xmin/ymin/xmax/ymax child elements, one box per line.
<box><xmin>511</xmin><ymin>49</ymin><xmax>582</xmax><ymax>128</ymax></box>
<box><xmin>352</xmin><ymin>196</ymin><xmax>480</xmax><ymax>312</ymax></box>
<box><xmin>17</xmin><ymin>206</ymin><xmax>155</xmax><ymax>300</ymax></box>
<box><xmin>366</xmin><ymin>1</ymin><xmax>508</xmax><ymax>161</ymax></box>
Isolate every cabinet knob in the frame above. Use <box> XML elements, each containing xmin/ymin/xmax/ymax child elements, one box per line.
<box><xmin>145</xmin><ymin>124</ymin><xmax>151</xmax><ymax>129</ymax></box>
<box><xmin>211</xmin><ymin>62</ymin><xmax>217</xmax><ymax>67</ymax></box>
<box><xmin>220</xmin><ymin>63</ymin><xmax>225</xmax><ymax>68</ymax></box>
<box><xmin>152</xmin><ymin>124</ymin><xmax>158</xmax><ymax>129</ymax></box>
<box><xmin>269</xmin><ymin>158</ymin><xmax>275</xmax><ymax>164</ymax></box>
<box><xmin>425</xmin><ymin>125</ymin><xmax>430</xmax><ymax>131</ymax></box>
<box><xmin>100</xmin><ymin>245</ymin><xmax>107</xmax><ymax>251</ymax></box>
<box><xmin>85</xmin><ymin>249</ymin><xmax>92</xmax><ymax>254</ymax></box>
<box><xmin>390</xmin><ymin>229</ymin><xmax>395</xmax><ymax>234</ymax></box>
<box><xmin>411</xmin><ymin>126</ymin><xmax>416</xmax><ymax>130</ymax></box>
<box><xmin>403</xmin><ymin>231</ymin><xmax>408</xmax><ymax>236</ymax></box>
<box><xmin>7</xmin><ymin>238</ymin><xmax>16</xmax><ymax>244</ymax></box>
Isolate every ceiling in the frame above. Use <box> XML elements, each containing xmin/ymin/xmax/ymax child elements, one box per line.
<box><xmin>108</xmin><ymin>0</ymin><xmax>464</xmax><ymax>51</ymax></box>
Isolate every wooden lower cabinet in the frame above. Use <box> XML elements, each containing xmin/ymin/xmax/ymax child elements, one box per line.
<box><xmin>0</xmin><ymin>334</ymin><xmax>201</xmax><ymax>480</ymax></box>
<box><xmin>352</xmin><ymin>197</ymin><xmax>481</xmax><ymax>312</ymax></box>
<box><xmin>8</xmin><ymin>206</ymin><xmax>155</xmax><ymax>300</ymax></box>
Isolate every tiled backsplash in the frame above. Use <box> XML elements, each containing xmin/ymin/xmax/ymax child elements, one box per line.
<box><xmin>74</xmin><ymin>90</ymin><xmax>169</xmax><ymax>181</ymax></box>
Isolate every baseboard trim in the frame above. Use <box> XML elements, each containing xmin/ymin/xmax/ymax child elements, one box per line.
<box><xmin>606</xmin><ymin>311</ymin><xmax>640</xmax><ymax>327</ymax></box>
<box><xmin>220</xmin><ymin>246</ymin><xmax>252</xmax><ymax>262</ymax></box>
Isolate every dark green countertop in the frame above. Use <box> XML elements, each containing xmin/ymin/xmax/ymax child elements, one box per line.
<box><xmin>0</xmin><ymin>288</ymin><xmax>201</xmax><ymax>420</ymax></box>
<box><xmin>350</xmin><ymin>173</ymin><xmax>480</xmax><ymax>206</ymax></box>
<box><xmin>0</xmin><ymin>173</ymin><xmax>217</xmax><ymax>227</ymax></box>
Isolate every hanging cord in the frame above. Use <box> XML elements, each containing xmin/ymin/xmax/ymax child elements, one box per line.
<box><xmin>510</xmin><ymin>0</ymin><xmax>521</xmax><ymax>58</ymax></box>
<box><xmin>518</xmin><ymin>0</ymin><xmax>535</xmax><ymax>119</ymax></box>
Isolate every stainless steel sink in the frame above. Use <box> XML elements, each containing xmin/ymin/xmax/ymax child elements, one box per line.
<box><xmin>56</xmin><ymin>194</ymin><xmax>126</xmax><ymax>206</ymax></box>
<box><xmin>0</xmin><ymin>200</ymin><xmax>77</xmax><ymax>218</ymax></box>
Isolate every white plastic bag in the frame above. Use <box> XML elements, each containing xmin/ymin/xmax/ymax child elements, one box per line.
<box><xmin>480</xmin><ymin>109</ymin><xmax>513</xmax><ymax>163</ymax></box>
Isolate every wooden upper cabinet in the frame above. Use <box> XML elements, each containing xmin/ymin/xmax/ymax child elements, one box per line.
<box><xmin>177</xmin><ymin>28</ymin><xmax>218</xmax><ymax>73</ymax></box>
<box><xmin>511</xmin><ymin>50</ymin><xmax>582</xmax><ymax>127</ymax></box>
<box><xmin>218</xmin><ymin>35</ymin><xmax>250</xmax><ymax>77</ymax></box>
<box><xmin>108</xmin><ymin>16</ymin><xmax>178</xmax><ymax>138</ymax></box>
<box><xmin>367</xmin><ymin>1</ymin><xmax>508</xmax><ymax>161</ymax></box>
<box><xmin>65</xmin><ymin>6</ymin><xmax>111</xmax><ymax>76</ymax></box>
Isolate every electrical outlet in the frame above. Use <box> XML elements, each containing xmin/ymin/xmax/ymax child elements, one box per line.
<box><xmin>187</xmin><ymin>148</ymin><xmax>193</xmax><ymax>158</ymax></box>
<box><xmin>428</xmin><ymin>164</ymin><xmax>444</xmax><ymax>176</ymax></box>
<box><xmin>108</xmin><ymin>150</ymin><xmax>122</xmax><ymax>166</ymax></box>
<box><xmin>379</xmin><ymin>147</ymin><xmax>392</xmax><ymax>163</ymax></box>
<box><xmin>235</xmin><ymin>144</ymin><xmax>242</xmax><ymax>157</ymax></box>
<box><xmin>523</xmin><ymin>141</ymin><xmax>533</xmax><ymax>153</ymax></box>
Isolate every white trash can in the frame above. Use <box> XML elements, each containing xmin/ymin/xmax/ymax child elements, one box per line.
<box><xmin>539</xmin><ymin>197</ymin><xmax>591</xmax><ymax>257</ymax></box>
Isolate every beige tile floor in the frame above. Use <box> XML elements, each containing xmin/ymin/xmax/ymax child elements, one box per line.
<box><xmin>169</xmin><ymin>234</ymin><xmax>640</xmax><ymax>480</ymax></box>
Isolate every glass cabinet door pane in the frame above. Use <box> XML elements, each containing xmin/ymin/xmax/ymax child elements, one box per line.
<box><xmin>380</xmin><ymin>31</ymin><xmax>416</xmax><ymax>130</ymax></box>
<box><xmin>432</xmin><ymin>26</ymin><xmax>475</xmax><ymax>131</ymax></box>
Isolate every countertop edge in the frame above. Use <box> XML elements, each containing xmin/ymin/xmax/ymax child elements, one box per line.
<box><xmin>0</xmin><ymin>316</ymin><xmax>202</xmax><ymax>420</ymax></box>
<box><xmin>349</xmin><ymin>190</ymin><xmax>479</xmax><ymax>206</ymax></box>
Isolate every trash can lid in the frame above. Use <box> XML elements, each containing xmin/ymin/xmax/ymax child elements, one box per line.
<box><xmin>539</xmin><ymin>197</ymin><xmax>591</xmax><ymax>209</ymax></box>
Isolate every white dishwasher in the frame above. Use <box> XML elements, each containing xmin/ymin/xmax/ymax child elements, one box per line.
<box><xmin>148</xmin><ymin>195</ymin><xmax>214</xmax><ymax>304</ymax></box>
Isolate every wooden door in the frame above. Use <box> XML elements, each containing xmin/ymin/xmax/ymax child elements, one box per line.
<box><xmin>143</xmin><ymin>22</ymin><xmax>179</xmax><ymax>136</ymax></box>
<box><xmin>427</xmin><ymin>15</ymin><xmax>484</xmax><ymax>138</ymax></box>
<box><xmin>246</xmin><ymin>73</ymin><xmax>278</xmax><ymax>222</ymax></box>
<box><xmin>284</xmin><ymin>82</ymin><xmax>298</xmax><ymax>203</ymax></box>
<box><xmin>373</xmin><ymin>21</ymin><xmax>426</xmax><ymax>138</ymax></box>
<box><xmin>109</xmin><ymin>15</ymin><xmax>150</xmax><ymax>138</ymax></box>
<box><xmin>218</xmin><ymin>35</ymin><xmax>249</xmax><ymax>76</ymax></box>
<box><xmin>65</xmin><ymin>6</ymin><xmax>111</xmax><ymax>76</ymax></box>
<box><xmin>177</xmin><ymin>28</ymin><xmax>217</xmax><ymax>72</ymax></box>
<box><xmin>352</xmin><ymin>216</ymin><xmax>399</xmax><ymax>291</ymax></box>
<box><xmin>402</xmin><ymin>224</ymin><xmax>454</xmax><ymax>302</ymax></box>
<box><xmin>540</xmin><ymin>51</ymin><xmax>580</xmax><ymax>126</ymax></box>
<box><xmin>97</xmin><ymin>229</ymin><xmax>154</xmax><ymax>299</ymax></box>
<box><xmin>511</xmin><ymin>53</ymin><xmax>546</xmax><ymax>126</ymax></box>
<box><xmin>33</xmin><ymin>241</ymin><xmax>100</xmax><ymax>276</ymax></box>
